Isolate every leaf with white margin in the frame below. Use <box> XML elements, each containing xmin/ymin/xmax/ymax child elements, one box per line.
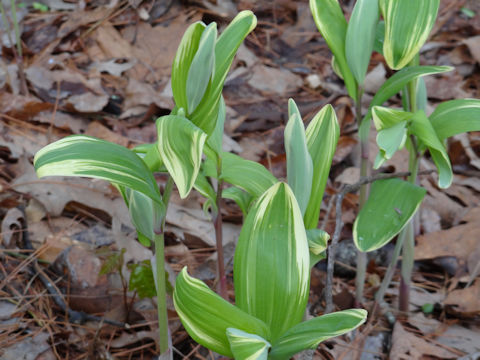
<box><xmin>34</xmin><ymin>135</ymin><xmax>162</xmax><ymax>204</ymax></box>
<box><xmin>186</xmin><ymin>22</ymin><xmax>217</xmax><ymax>113</ymax></box>
<box><xmin>285</xmin><ymin>99</ymin><xmax>313</xmax><ymax>216</ymax></box>
<box><xmin>304</xmin><ymin>104</ymin><xmax>339</xmax><ymax>229</ymax></box>
<box><xmin>429</xmin><ymin>99</ymin><xmax>480</xmax><ymax>141</ymax></box>
<box><xmin>156</xmin><ymin>115</ymin><xmax>207</xmax><ymax>198</ymax></box>
<box><xmin>410</xmin><ymin>110</ymin><xmax>452</xmax><ymax>188</ymax></box>
<box><xmin>269</xmin><ymin>309</ymin><xmax>367</xmax><ymax>360</ymax></box>
<box><xmin>346</xmin><ymin>0</ymin><xmax>379</xmax><ymax>85</ymax></box>
<box><xmin>353</xmin><ymin>178</ymin><xmax>426</xmax><ymax>252</ymax></box>
<box><xmin>226</xmin><ymin>328</ymin><xmax>271</xmax><ymax>360</ymax></box>
<box><xmin>173</xmin><ymin>268</ymin><xmax>270</xmax><ymax>358</ymax></box>
<box><xmin>310</xmin><ymin>0</ymin><xmax>357</xmax><ymax>99</ymax></box>
<box><xmin>381</xmin><ymin>0</ymin><xmax>440</xmax><ymax>70</ymax></box>
<box><xmin>234</xmin><ymin>182</ymin><xmax>310</xmax><ymax>341</ymax></box>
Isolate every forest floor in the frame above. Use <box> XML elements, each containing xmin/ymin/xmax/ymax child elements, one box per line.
<box><xmin>0</xmin><ymin>0</ymin><xmax>479</xmax><ymax>359</ymax></box>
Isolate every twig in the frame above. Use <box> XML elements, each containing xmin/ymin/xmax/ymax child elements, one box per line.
<box><xmin>324</xmin><ymin>170</ymin><xmax>434</xmax><ymax>314</ymax></box>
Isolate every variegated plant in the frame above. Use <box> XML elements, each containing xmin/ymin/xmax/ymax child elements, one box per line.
<box><xmin>311</xmin><ymin>0</ymin><xmax>480</xmax><ymax>312</ymax></box>
<box><xmin>174</xmin><ymin>182</ymin><xmax>367</xmax><ymax>359</ymax></box>
<box><xmin>33</xmin><ymin>11</ymin><xmax>256</xmax><ymax>358</ymax></box>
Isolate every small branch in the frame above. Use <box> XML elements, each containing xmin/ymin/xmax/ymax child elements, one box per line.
<box><xmin>324</xmin><ymin>169</ymin><xmax>434</xmax><ymax>313</ymax></box>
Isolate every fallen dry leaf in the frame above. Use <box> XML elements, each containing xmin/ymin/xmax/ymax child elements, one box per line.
<box><xmin>444</xmin><ymin>279</ymin><xmax>480</xmax><ymax>316</ymax></box>
<box><xmin>390</xmin><ymin>322</ymin><xmax>458</xmax><ymax>359</ymax></box>
<box><xmin>415</xmin><ymin>206</ymin><xmax>480</xmax><ymax>264</ymax></box>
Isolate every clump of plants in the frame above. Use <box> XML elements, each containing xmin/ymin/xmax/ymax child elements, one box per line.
<box><xmin>310</xmin><ymin>0</ymin><xmax>480</xmax><ymax>312</ymax></box>
<box><xmin>33</xmin><ymin>8</ymin><xmax>368</xmax><ymax>359</ymax></box>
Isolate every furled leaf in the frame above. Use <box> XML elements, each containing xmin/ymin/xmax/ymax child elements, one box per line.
<box><xmin>171</xmin><ymin>22</ymin><xmax>206</xmax><ymax>112</ymax></box>
<box><xmin>226</xmin><ymin>328</ymin><xmax>271</xmax><ymax>360</ymax></box>
<box><xmin>307</xmin><ymin>229</ymin><xmax>329</xmax><ymax>268</ymax></box>
<box><xmin>234</xmin><ymin>182</ymin><xmax>310</xmax><ymax>341</ymax></box>
<box><xmin>156</xmin><ymin>115</ymin><xmax>207</xmax><ymax>198</ymax></box>
<box><xmin>222</xmin><ymin>186</ymin><xmax>253</xmax><ymax>217</ymax></box>
<box><xmin>346</xmin><ymin>0</ymin><xmax>379</xmax><ymax>85</ymax></box>
<box><xmin>186</xmin><ymin>23</ymin><xmax>217</xmax><ymax>113</ymax></box>
<box><xmin>353</xmin><ymin>178</ymin><xmax>426</xmax><ymax>252</ymax></box>
<box><xmin>375</xmin><ymin>122</ymin><xmax>408</xmax><ymax>168</ymax></box>
<box><xmin>173</xmin><ymin>268</ymin><xmax>270</xmax><ymax>357</ymax></box>
<box><xmin>206</xmin><ymin>96</ymin><xmax>226</xmax><ymax>158</ymax></box>
<box><xmin>381</xmin><ymin>0</ymin><xmax>440</xmax><ymax>70</ymax></box>
<box><xmin>410</xmin><ymin>110</ymin><xmax>452</xmax><ymax>188</ymax></box>
<box><xmin>429</xmin><ymin>99</ymin><xmax>480</xmax><ymax>141</ymax></box>
<box><xmin>269</xmin><ymin>309</ymin><xmax>367</xmax><ymax>360</ymax></box>
<box><xmin>285</xmin><ymin>99</ymin><xmax>313</xmax><ymax>215</ymax></box>
<box><xmin>124</xmin><ymin>186</ymin><xmax>165</xmax><ymax>242</ymax></box>
<box><xmin>310</xmin><ymin>0</ymin><xmax>357</xmax><ymax>99</ymax></box>
<box><xmin>304</xmin><ymin>105</ymin><xmax>339</xmax><ymax>229</ymax></box>
<box><xmin>34</xmin><ymin>135</ymin><xmax>162</xmax><ymax>204</ymax></box>
<box><xmin>371</xmin><ymin>106</ymin><xmax>412</xmax><ymax>168</ymax></box>
<box><xmin>190</xmin><ymin>11</ymin><xmax>257</xmax><ymax>135</ymax></box>
<box><xmin>359</xmin><ymin>65</ymin><xmax>452</xmax><ymax>138</ymax></box>
<box><xmin>204</xmin><ymin>152</ymin><xmax>278</xmax><ymax>198</ymax></box>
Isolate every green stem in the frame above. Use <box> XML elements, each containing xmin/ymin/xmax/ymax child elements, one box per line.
<box><xmin>10</xmin><ymin>0</ymin><xmax>21</xmax><ymax>57</ymax></box>
<box><xmin>355</xmin><ymin>86</ymin><xmax>368</xmax><ymax>306</ymax></box>
<box><xmin>154</xmin><ymin>176</ymin><xmax>174</xmax><ymax>357</ymax></box>
<box><xmin>398</xmin><ymin>56</ymin><xmax>420</xmax><ymax>313</ymax></box>
<box><xmin>213</xmin><ymin>155</ymin><xmax>227</xmax><ymax>299</ymax></box>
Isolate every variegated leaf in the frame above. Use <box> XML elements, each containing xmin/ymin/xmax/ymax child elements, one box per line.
<box><xmin>310</xmin><ymin>0</ymin><xmax>357</xmax><ymax>99</ymax></box>
<box><xmin>156</xmin><ymin>115</ymin><xmax>207</xmax><ymax>198</ymax></box>
<box><xmin>269</xmin><ymin>309</ymin><xmax>367</xmax><ymax>360</ymax></box>
<box><xmin>381</xmin><ymin>0</ymin><xmax>440</xmax><ymax>70</ymax></box>
<box><xmin>234</xmin><ymin>182</ymin><xmax>310</xmax><ymax>341</ymax></box>
<box><xmin>226</xmin><ymin>328</ymin><xmax>271</xmax><ymax>360</ymax></box>
<box><xmin>173</xmin><ymin>268</ymin><xmax>270</xmax><ymax>357</ymax></box>
<box><xmin>304</xmin><ymin>105</ymin><xmax>339</xmax><ymax>229</ymax></box>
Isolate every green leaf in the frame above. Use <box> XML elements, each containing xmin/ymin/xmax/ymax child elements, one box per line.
<box><xmin>156</xmin><ymin>115</ymin><xmax>207</xmax><ymax>198</ymax></box>
<box><xmin>371</xmin><ymin>106</ymin><xmax>412</xmax><ymax>168</ymax></box>
<box><xmin>304</xmin><ymin>105</ymin><xmax>340</xmax><ymax>229</ymax></box>
<box><xmin>285</xmin><ymin>99</ymin><xmax>313</xmax><ymax>215</ymax></box>
<box><xmin>345</xmin><ymin>0</ymin><xmax>379</xmax><ymax>85</ymax></box>
<box><xmin>173</xmin><ymin>268</ymin><xmax>270</xmax><ymax>358</ymax></box>
<box><xmin>226</xmin><ymin>328</ymin><xmax>271</xmax><ymax>360</ymax></box>
<box><xmin>307</xmin><ymin>229</ymin><xmax>329</xmax><ymax>268</ymax></box>
<box><xmin>373</xmin><ymin>21</ymin><xmax>385</xmax><ymax>54</ymax></box>
<box><xmin>125</xmin><ymin>187</ymin><xmax>165</xmax><ymax>240</ymax></box>
<box><xmin>205</xmin><ymin>152</ymin><xmax>278</xmax><ymax>198</ymax></box>
<box><xmin>186</xmin><ymin>22</ymin><xmax>217</xmax><ymax>113</ymax></box>
<box><xmin>193</xmin><ymin>169</ymin><xmax>217</xmax><ymax>213</ymax></box>
<box><xmin>269</xmin><ymin>309</ymin><xmax>367</xmax><ymax>360</ymax></box>
<box><xmin>429</xmin><ymin>99</ymin><xmax>480</xmax><ymax>141</ymax></box>
<box><xmin>134</xmin><ymin>143</ymin><xmax>164</xmax><ymax>173</ymax></box>
<box><xmin>310</xmin><ymin>0</ymin><xmax>357</xmax><ymax>99</ymax></box>
<box><xmin>410</xmin><ymin>110</ymin><xmax>452</xmax><ymax>188</ymax></box>
<box><xmin>306</xmin><ymin>229</ymin><xmax>329</xmax><ymax>255</ymax></box>
<box><xmin>372</xmin><ymin>106</ymin><xmax>412</xmax><ymax>130</ymax></box>
<box><xmin>416</xmin><ymin>77</ymin><xmax>428</xmax><ymax>112</ymax></box>
<box><xmin>99</xmin><ymin>248</ymin><xmax>126</xmax><ymax>275</ymax></box>
<box><xmin>128</xmin><ymin>261</ymin><xmax>157</xmax><ymax>299</ymax></box>
<box><xmin>172</xmin><ymin>22</ymin><xmax>206</xmax><ymax>112</ymax></box>
<box><xmin>359</xmin><ymin>65</ymin><xmax>453</xmax><ymax>137</ymax></box>
<box><xmin>34</xmin><ymin>135</ymin><xmax>162</xmax><ymax>204</ymax></box>
<box><xmin>353</xmin><ymin>178</ymin><xmax>426</xmax><ymax>252</ymax></box>
<box><xmin>206</xmin><ymin>96</ymin><xmax>226</xmax><ymax>158</ymax></box>
<box><xmin>222</xmin><ymin>186</ymin><xmax>253</xmax><ymax>217</ymax></box>
<box><xmin>234</xmin><ymin>182</ymin><xmax>310</xmax><ymax>341</ymax></box>
<box><xmin>375</xmin><ymin>122</ymin><xmax>408</xmax><ymax>168</ymax></box>
<box><xmin>190</xmin><ymin>11</ymin><xmax>257</xmax><ymax>135</ymax></box>
<box><xmin>381</xmin><ymin>0</ymin><xmax>440</xmax><ymax>70</ymax></box>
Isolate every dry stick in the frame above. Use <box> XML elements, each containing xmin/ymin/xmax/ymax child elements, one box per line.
<box><xmin>324</xmin><ymin>170</ymin><xmax>434</xmax><ymax>314</ymax></box>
